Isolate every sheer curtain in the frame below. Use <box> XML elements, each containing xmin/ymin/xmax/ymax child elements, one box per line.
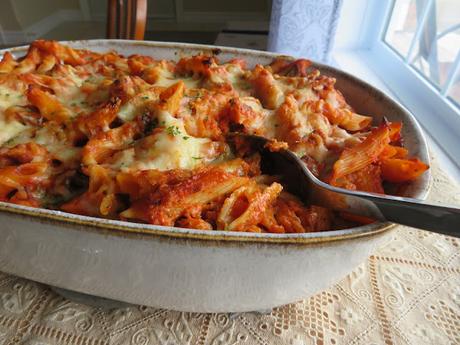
<box><xmin>267</xmin><ymin>0</ymin><xmax>343</xmax><ymax>63</ymax></box>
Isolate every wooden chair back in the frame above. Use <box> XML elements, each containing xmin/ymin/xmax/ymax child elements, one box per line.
<box><xmin>107</xmin><ymin>0</ymin><xmax>147</xmax><ymax>40</ymax></box>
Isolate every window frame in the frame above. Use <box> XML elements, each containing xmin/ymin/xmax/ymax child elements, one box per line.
<box><xmin>333</xmin><ymin>0</ymin><xmax>460</xmax><ymax>166</ymax></box>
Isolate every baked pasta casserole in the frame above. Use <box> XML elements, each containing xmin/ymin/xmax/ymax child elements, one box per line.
<box><xmin>0</xmin><ymin>40</ymin><xmax>429</xmax><ymax>233</ymax></box>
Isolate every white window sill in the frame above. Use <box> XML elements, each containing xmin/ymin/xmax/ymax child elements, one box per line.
<box><xmin>332</xmin><ymin>49</ymin><xmax>460</xmax><ymax>183</ymax></box>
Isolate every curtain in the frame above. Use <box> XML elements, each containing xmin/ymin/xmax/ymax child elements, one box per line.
<box><xmin>267</xmin><ymin>0</ymin><xmax>343</xmax><ymax>62</ymax></box>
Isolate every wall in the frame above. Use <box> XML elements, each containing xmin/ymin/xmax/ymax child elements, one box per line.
<box><xmin>0</xmin><ymin>1</ymin><xmax>22</xmax><ymax>30</ymax></box>
<box><xmin>0</xmin><ymin>0</ymin><xmax>272</xmax><ymax>45</ymax></box>
<box><xmin>10</xmin><ymin>0</ymin><xmax>80</xmax><ymax>29</ymax></box>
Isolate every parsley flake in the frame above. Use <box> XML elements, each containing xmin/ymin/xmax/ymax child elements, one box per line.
<box><xmin>183</xmin><ymin>136</ymin><xmax>190</xmax><ymax>140</ymax></box>
<box><xmin>165</xmin><ymin>125</ymin><xmax>181</xmax><ymax>136</ymax></box>
<box><xmin>4</xmin><ymin>138</ymin><xmax>15</xmax><ymax>146</ymax></box>
<box><xmin>192</xmin><ymin>156</ymin><xmax>203</xmax><ymax>160</ymax></box>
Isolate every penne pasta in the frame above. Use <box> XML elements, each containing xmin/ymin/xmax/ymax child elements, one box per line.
<box><xmin>0</xmin><ymin>40</ymin><xmax>429</xmax><ymax>233</ymax></box>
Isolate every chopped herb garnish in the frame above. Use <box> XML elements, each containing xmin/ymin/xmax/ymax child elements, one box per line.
<box><xmin>4</xmin><ymin>138</ymin><xmax>15</xmax><ymax>146</ymax></box>
<box><xmin>5</xmin><ymin>93</ymin><xmax>10</xmax><ymax>97</ymax></box>
<box><xmin>183</xmin><ymin>136</ymin><xmax>190</xmax><ymax>140</ymax></box>
<box><xmin>165</xmin><ymin>125</ymin><xmax>181</xmax><ymax>136</ymax></box>
<box><xmin>192</xmin><ymin>156</ymin><xmax>203</xmax><ymax>160</ymax></box>
<box><xmin>142</xmin><ymin>96</ymin><xmax>149</xmax><ymax>100</ymax></box>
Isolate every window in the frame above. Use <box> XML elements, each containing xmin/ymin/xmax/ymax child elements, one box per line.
<box><xmin>384</xmin><ymin>0</ymin><xmax>460</xmax><ymax>109</ymax></box>
<box><xmin>334</xmin><ymin>0</ymin><xmax>460</xmax><ymax>167</ymax></box>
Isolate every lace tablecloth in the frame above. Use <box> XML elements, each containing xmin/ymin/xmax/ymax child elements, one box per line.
<box><xmin>0</xmin><ymin>158</ymin><xmax>459</xmax><ymax>345</ymax></box>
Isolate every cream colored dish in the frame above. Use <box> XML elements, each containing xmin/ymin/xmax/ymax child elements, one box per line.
<box><xmin>0</xmin><ymin>40</ymin><xmax>430</xmax><ymax>312</ymax></box>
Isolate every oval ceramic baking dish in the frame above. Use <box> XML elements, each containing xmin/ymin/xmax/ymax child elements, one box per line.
<box><xmin>0</xmin><ymin>40</ymin><xmax>431</xmax><ymax>312</ymax></box>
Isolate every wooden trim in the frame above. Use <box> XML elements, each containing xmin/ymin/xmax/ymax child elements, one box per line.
<box><xmin>107</xmin><ymin>0</ymin><xmax>117</xmax><ymax>39</ymax></box>
<box><xmin>116</xmin><ymin>0</ymin><xmax>124</xmax><ymax>38</ymax></box>
<box><xmin>106</xmin><ymin>0</ymin><xmax>146</xmax><ymax>40</ymax></box>
<box><xmin>133</xmin><ymin>0</ymin><xmax>147</xmax><ymax>40</ymax></box>
<box><xmin>126</xmin><ymin>0</ymin><xmax>133</xmax><ymax>39</ymax></box>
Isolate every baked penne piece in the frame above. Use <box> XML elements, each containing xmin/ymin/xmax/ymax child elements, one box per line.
<box><xmin>0</xmin><ymin>52</ymin><xmax>18</xmax><ymax>74</ymax></box>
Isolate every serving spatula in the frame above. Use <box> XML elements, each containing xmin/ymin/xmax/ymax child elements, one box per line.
<box><xmin>229</xmin><ymin>133</ymin><xmax>460</xmax><ymax>237</ymax></box>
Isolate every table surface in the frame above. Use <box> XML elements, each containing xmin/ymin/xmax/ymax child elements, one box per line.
<box><xmin>0</xmin><ymin>157</ymin><xmax>459</xmax><ymax>345</ymax></box>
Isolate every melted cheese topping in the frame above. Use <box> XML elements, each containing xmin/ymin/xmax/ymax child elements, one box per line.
<box><xmin>0</xmin><ymin>50</ymin><xmax>364</xmax><ymax>170</ymax></box>
<box><xmin>154</xmin><ymin>67</ymin><xmax>200</xmax><ymax>89</ymax></box>
<box><xmin>0</xmin><ymin>119</ymin><xmax>28</xmax><ymax>146</ymax></box>
<box><xmin>0</xmin><ymin>86</ymin><xmax>25</xmax><ymax>111</ymax></box>
<box><xmin>239</xmin><ymin>97</ymin><xmax>278</xmax><ymax>137</ymax></box>
<box><xmin>0</xmin><ymin>85</ymin><xmax>29</xmax><ymax>145</ymax></box>
<box><xmin>111</xmin><ymin>111</ymin><xmax>226</xmax><ymax>171</ymax></box>
<box><xmin>33</xmin><ymin>125</ymin><xmax>81</xmax><ymax>165</ymax></box>
<box><xmin>0</xmin><ymin>41</ymin><xmax>379</xmax><ymax>217</ymax></box>
<box><xmin>118</xmin><ymin>89</ymin><xmax>160</xmax><ymax>122</ymax></box>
